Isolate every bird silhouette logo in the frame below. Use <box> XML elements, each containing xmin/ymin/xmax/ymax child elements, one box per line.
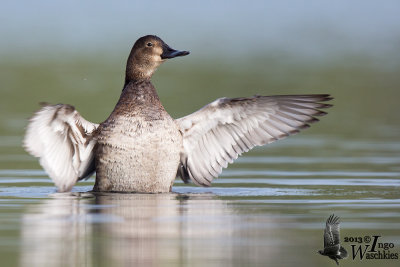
<box><xmin>318</xmin><ymin>214</ymin><xmax>348</xmax><ymax>265</ymax></box>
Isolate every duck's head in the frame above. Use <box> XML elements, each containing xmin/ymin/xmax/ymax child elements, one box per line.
<box><xmin>125</xmin><ymin>35</ymin><xmax>190</xmax><ymax>83</ymax></box>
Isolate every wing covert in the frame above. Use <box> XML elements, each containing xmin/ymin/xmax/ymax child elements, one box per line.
<box><xmin>176</xmin><ymin>94</ymin><xmax>332</xmax><ymax>186</ymax></box>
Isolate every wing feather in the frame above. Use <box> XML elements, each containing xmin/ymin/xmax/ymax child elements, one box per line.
<box><xmin>324</xmin><ymin>214</ymin><xmax>341</xmax><ymax>248</ymax></box>
<box><xmin>24</xmin><ymin>104</ymin><xmax>99</xmax><ymax>192</ymax></box>
<box><xmin>177</xmin><ymin>94</ymin><xmax>332</xmax><ymax>185</ymax></box>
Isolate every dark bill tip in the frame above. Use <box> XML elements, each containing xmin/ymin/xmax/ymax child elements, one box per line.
<box><xmin>161</xmin><ymin>45</ymin><xmax>190</xmax><ymax>59</ymax></box>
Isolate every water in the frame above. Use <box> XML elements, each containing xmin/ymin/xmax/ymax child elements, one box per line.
<box><xmin>0</xmin><ymin>55</ymin><xmax>400</xmax><ymax>266</ymax></box>
<box><xmin>1</xmin><ymin>133</ymin><xmax>399</xmax><ymax>266</ymax></box>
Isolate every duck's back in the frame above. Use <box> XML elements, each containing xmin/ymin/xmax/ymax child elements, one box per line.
<box><xmin>93</xmin><ymin>81</ymin><xmax>182</xmax><ymax>193</ymax></box>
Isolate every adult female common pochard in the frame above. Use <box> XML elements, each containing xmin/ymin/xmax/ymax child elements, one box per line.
<box><xmin>24</xmin><ymin>35</ymin><xmax>332</xmax><ymax>193</ymax></box>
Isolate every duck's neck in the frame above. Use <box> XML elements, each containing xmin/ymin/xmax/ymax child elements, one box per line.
<box><xmin>122</xmin><ymin>80</ymin><xmax>161</xmax><ymax>103</ymax></box>
<box><xmin>114</xmin><ymin>80</ymin><xmax>165</xmax><ymax>118</ymax></box>
<box><xmin>124</xmin><ymin>54</ymin><xmax>160</xmax><ymax>85</ymax></box>
<box><xmin>125</xmin><ymin>66</ymin><xmax>154</xmax><ymax>85</ymax></box>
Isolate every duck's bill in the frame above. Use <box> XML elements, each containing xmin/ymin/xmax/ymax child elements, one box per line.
<box><xmin>161</xmin><ymin>45</ymin><xmax>190</xmax><ymax>59</ymax></box>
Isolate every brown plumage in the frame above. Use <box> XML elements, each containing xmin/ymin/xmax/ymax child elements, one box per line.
<box><xmin>23</xmin><ymin>35</ymin><xmax>332</xmax><ymax>193</ymax></box>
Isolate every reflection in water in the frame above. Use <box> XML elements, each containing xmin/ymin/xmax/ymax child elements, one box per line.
<box><xmin>21</xmin><ymin>192</ymin><xmax>267</xmax><ymax>267</ymax></box>
<box><xmin>20</xmin><ymin>193</ymin><xmax>93</xmax><ymax>267</ymax></box>
<box><xmin>93</xmin><ymin>193</ymin><xmax>235</xmax><ymax>266</ymax></box>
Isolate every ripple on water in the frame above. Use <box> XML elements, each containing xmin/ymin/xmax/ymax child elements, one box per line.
<box><xmin>213</xmin><ymin>178</ymin><xmax>400</xmax><ymax>186</ymax></box>
<box><xmin>0</xmin><ymin>185</ymin><xmax>321</xmax><ymax>198</ymax></box>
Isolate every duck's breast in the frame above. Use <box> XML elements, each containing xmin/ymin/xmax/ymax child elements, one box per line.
<box><xmin>94</xmin><ymin>114</ymin><xmax>182</xmax><ymax>193</ymax></box>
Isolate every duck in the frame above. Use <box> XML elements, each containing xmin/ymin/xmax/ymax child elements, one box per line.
<box><xmin>23</xmin><ymin>35</ymin><xmax>332</xmax><ymax>193</ymax></box>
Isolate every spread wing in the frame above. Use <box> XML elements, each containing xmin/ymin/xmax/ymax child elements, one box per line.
<box><xmin>324</xmin><ymin>214</ymin><xmax>341</xmax><ymax>248</ymax></box>
<box><xmin>176</xmin><ymin>94</ymin><xmax>332</xmax><ymax>186</ymax></box>
<box><xmin>24</xmin><ymin>104</ymin><xmax>99</xmax><ymax>192</ymax></box>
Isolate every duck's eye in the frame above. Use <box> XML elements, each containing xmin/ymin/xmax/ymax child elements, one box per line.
<box><xmin>146</xmin><ymin>42</ymin><xmax>153</xmax><ymax>47</ymax></box>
